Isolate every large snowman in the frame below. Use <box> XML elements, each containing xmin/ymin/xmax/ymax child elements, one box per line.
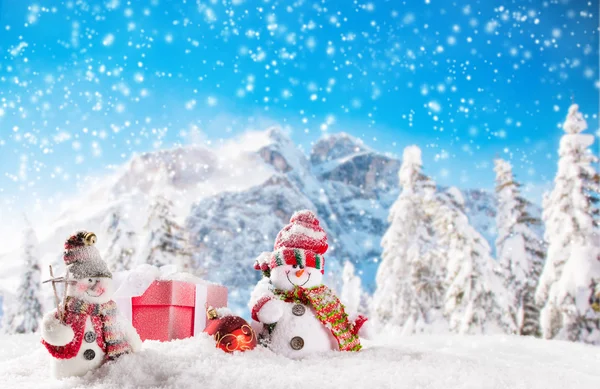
<box><xmin>41</xmin><ymin>231</ymin><xmax>142</xmax><ymax>378</ymax></box>
<box><xmin>250</xmin><ymin>210</ymin><xmax>369</xmax><ymax>358</ymax></box>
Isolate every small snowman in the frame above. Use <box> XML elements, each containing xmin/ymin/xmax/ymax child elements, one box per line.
<box><xmin>249</xmin><ymin>210</ymin><xmax>369</xmax><ymax>359</ymax></box>
<box><xmin>41</xmin><ymin>231</ymin><xmax>142</xmax><ymax>378</ymax></box>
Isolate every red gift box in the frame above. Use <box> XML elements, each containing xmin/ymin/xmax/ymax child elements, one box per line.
<box><xmin>122</xmin><ymin>280</ymin><xmax>227</xmax><ymax>342</ymax></box>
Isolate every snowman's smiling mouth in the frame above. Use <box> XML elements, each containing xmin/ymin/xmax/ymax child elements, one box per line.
<box><xmin>85</xmin><ymin>281</ymin><xmax>105</xmax><ymax>297</ymax></box>
<box><xmin>286</xmin><ymin>271</ymin><xmax>311</xmax><ymax>287</ymax></box>
<box><xmin>85</xmin><ymin>289</ymin><xmax>104</xmax><ymax>297</ymax></box>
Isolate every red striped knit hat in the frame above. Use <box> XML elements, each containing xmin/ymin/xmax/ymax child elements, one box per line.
<box><xmin>269</xmin><ymin>210</ymin><xmax>328</xmax><ymax>274</ymax></box>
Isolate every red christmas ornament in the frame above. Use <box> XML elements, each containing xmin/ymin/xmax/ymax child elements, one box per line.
<box><xmin>204</xmin><ymin>307</ymin><xmax>257</xmax><ymax>353</ymax></box>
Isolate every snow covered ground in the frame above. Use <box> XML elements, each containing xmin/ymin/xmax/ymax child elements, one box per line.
<box><xmin>0</xmin><ymin>331</ymin><xmax>598</xmax><ymax>389</ymax></box>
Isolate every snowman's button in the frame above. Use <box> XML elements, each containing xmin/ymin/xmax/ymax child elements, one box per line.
<box><xmin>290</xmin><ymin>336</ymin><xmax>304</xmax><ymax>350</ymax></box>
<box><xmin>292</xmin><ymin>304</ymin><xmax>306</xmax><ymax>316</ymax></box>
<box><xmin>83</xmin><ymin>349</ymin><xmax>95</xmax><ymax>361</ymax></box>
<box><xmin>84</xmin><ymin>331</ymin><xmax>96</xmax><ymax>343</ymax></box>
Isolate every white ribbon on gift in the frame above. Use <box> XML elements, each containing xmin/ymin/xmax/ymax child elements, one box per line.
<box><xmin>194</xmin><ymin>285</ymin><xmax>209</xmax><ymax>335</ymax></box>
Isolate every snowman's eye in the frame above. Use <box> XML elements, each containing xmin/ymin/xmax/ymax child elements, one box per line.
<box><xmin>292</xmin><ymin>264</ymin><xmax>298</xmax><ymax>269</ymax></box>
<box><xmin>88</xmin><ymin>279</ymin><xmax>93</xmax><ymax>283</ymax></box>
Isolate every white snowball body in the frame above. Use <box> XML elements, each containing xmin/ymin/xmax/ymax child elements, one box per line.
<box><xmin>265</xmin><ymin>265</ymin><xmax>339</xmax><ymax>359</ymax></box>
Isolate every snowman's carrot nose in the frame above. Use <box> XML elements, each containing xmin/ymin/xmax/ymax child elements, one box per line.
<box><xmin>295</xmin><ymin>269</ymin><xmax>305</xmax><ymax>277</ymax></box>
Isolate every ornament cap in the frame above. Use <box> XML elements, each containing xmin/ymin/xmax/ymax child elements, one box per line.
<box><xmin>206</xmin><ymin>306</ymin><xmax>219</xmax><ymax>320</ymax></box>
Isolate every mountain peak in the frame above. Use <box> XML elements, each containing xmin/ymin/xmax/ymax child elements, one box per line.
<box><xmin>257</xmin><ymin>127</ymin><xmax>308</xmax><ymax>174</ymax></box>
<box><xmin>265</xmin><ymin>126</ymin><xmax>292</xmax><ymax>144</ymax></box>
<box><xmin>111</xmin><ymin>146</ymin><xmax>218</xmax><ymax>197</ymax></box>
<box><xmin>310</xmin><ymin>132</ymin><xmax>369</xmax><ymax>165</ymax></box>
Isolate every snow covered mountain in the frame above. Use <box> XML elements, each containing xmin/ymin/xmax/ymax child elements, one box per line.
<box><xmin>0</xmin><ymin>129</ymin><xmax>542</xmax><ymax>316</ymax></box>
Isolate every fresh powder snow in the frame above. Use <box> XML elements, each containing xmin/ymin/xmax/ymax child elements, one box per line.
<box><xmin>0</xmin><ymin>332</ymin><xmax>598</xmax><ymax>389</ymax></box>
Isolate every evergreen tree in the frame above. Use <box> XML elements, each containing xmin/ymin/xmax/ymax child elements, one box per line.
<box><xmin>0</xmin><ymin>294</ymin><xmax>12</xmax><ymax>331</ymax></box>
<box><xmin>104</xmin><ymin>211</ymin><xmax>137</xmax><ymax>271</ymax></box>
<box><xmin>341</xmin><ymin>261</ymin><xmax>363</xmax><ymax>315</ymax></box>
<box><xmin>536</xmin><ymin>104</ymin><xmax>600</xmax><ymax>344</ymax></box>
<box><xmin>494</xmin><ymin>159</ymin><xmax>545</xmax><ymax>336</ymax></box>
<box><xmin>140</xmin><ymin>194</ymin><xmax>193</xmax><ymax>271</ymax></box>
<box><xmin>372</xmin><ymin>146</ymin><xmax>446</xmax><ymax>333</ymax></box>
<box><xmin>436</xmin><ymin>188</ymin><xmax>515</xmax><ymax>335</ymax></box>
<box><xmin>3</xmin><ymin>220</ymin><xmax>43</xmax><ymax>334</ymax></box>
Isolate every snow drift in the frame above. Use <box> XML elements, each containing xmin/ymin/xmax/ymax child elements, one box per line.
<box><xmin>0</xmin><ymin>332</ymin><xmax>597</xmax><ymax>389</ymax></box>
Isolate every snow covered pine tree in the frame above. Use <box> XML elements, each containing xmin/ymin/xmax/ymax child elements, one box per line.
<box><xmin>536</xmin><ymin>104</ymin><xmax>600</xmax><ymax>344</ymax></box>
<box><xmin>435</xmin><ymin>187</ymin><xmax>515</xmax><ymax>335</ymax></box>
<box><xmin>2</xmin><ymin>220</ymin><xmax>43</xmax><ymax>334</ymax></box>
<box><xmin>341</xmin><ymin>261</ymin><xmax>364</xmax><ymax>316</ymax></box>
<box><xmin>371</xmin><ymin>145</ymin><xmax>447</xmax><ymax>334</ymax></box>
<box><xmin>494</xmin><ymin>159</ymin><xmax>545</xmax><ymax>336</ymax></box>
<box><xmin>104</xmin><ymin>211</ymin><xmax>137</xmax><ymax>271</ymax></box>
<box><xmin>139</xmin><ymin>194</ymin><xmax>193</xmax><ymax>271</ymax></box>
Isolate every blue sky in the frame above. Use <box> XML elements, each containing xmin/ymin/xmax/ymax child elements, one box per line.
<box><xmin>0</xmin><ymin>0</ymin><xmax>598</xmax><ymax>230</ymax></box>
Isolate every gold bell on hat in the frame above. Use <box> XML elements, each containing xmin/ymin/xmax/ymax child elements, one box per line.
<box><xmin>83</xmin><ymin>232</ymin><xmax>97</xmax><ymax>246</ymax></box>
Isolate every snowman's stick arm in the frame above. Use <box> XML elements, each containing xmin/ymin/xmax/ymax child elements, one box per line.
<box><xmin>42</xmin><ymin>277</ymin><xmax>76</xmax><ymax>284</ymax></box>
<box><xmin>61</xmin><ymin>271</ymin><xmax>70</xmax><ymax>322</ymax></box>
<box><xmin>48</xmin><ymin>265</ymin><xmax>63</xmax><ymax>323</ymax></box>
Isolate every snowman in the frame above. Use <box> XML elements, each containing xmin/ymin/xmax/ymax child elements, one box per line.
<box><xmin>249</xmin><ymin>210</ymin><xmax>369</xmax><ymax>359</ymax></box>
<box><xmin>41</xmin><ymin>231</ymin><xmax>142</xmax><ymax>378</ymax></box>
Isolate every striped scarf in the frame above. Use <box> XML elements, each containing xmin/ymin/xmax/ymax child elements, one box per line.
<box><xmin>274</xmin><ymin>285</ymin><xmax>362</xmax><ymax>352</ymax></box>
<box><xmin>64</xmin><ymin>297</ymin><xmax>132</xmax><ymax>361</ymax></box>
